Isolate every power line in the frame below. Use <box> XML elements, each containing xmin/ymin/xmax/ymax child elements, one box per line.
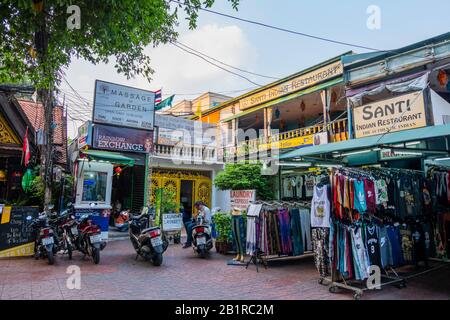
<box><xmin>170</xmin><ymin>0</ymin><xmax>381</xmax><ymax>51</ymax></box>
<box><xmin>170</xmin><ymin>42</ymin><xmax>264</xmax><ymax>87</ymax></box>
<box><xmin>175</xmin><ymin>40</ymin><xmax>280</xmax><ymax>80</ymax></box>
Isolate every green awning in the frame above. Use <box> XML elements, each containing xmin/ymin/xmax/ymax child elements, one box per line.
<box><xmin>280</xmin><ymin>124</ymin><xmax>450</xmax><ymax>159</ymax></box>
<box><xmin>222</xmin><ymin>77</ymin><xmax>343</xmax><ymax>122</ymax></box>
<box><xmin>80</xmin><ymin>149</ymin><xmax>135</xmax><ymax>166</ymax></box>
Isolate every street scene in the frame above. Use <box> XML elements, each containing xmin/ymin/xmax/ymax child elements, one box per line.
<box><xmin>1</xmin><ymin>0</ymin><xmax>450</xmax><ymax>304</ymax></box>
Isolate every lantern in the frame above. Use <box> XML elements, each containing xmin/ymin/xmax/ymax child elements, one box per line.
<box><xmin>438</xmin><ymin>70</ymin><xmax>448</xmax><ymax>87</ymax></box>
<box><xmin>114</xmin><ymin>167</ymin><xmax>122</xmax><ymax>176</ymax></box>
<box><xmin>0</xmin><ymin>170</ymin><xmax>6</xmax><ymax>182</ymax></box>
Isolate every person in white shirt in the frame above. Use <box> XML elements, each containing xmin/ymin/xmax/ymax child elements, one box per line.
<box><xmin>182</xmin><ymin>201</ymin><xmax>211</xmax><ymax>248</ymax></box>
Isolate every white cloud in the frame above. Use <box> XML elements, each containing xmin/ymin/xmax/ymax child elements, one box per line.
<box><xmin>62</xmin><ymin>23</ymin><xmax>256</xmax><ymax>138</ymax></box>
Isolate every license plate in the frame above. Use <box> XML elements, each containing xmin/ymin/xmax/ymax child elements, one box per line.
<box><xmin>151</xmin><ymin>237</ymin><xmax>163</xmax><ymax>247</ymax></box>
<box><xmin>197</xmin><ymin>237</ymin><xmax>206</xmax><ymax>245</ymax></box>
<box><xmin>42</xmin><ymin>237</ymin><xmax>54</xmax><ymax>246</ymax></box>
<box><xmin>90</xmin><ymin>234</ymin><xmax>102</xmax><ymax>244</ymax></box>
<box><xmin>71</xmin><ymin>227</ymin><xmax>78</xmax><ymax>235</ymax></box>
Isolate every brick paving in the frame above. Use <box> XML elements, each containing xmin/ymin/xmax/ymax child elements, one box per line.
<box><xmin>0</xmin><ymin>239</ymin><xmax>449</xmax><ymax>300</ymax></box>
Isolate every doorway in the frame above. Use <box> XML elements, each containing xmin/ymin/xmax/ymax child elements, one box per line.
<box><xmin>180</xmin><ymin>180</ymin><xmax>193</xmax><ymax>217</ymax></box>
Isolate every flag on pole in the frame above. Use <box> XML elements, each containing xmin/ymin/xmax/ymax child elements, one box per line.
<box><xmin>22</xmin><ymin>127</ymin><xmax>31</xmax><ymax>167</ymax></box>
<box><xmin>154</xmin><ymin>95</ymin><xmax>174</xmax><ymax>111</ymax></box>
<box><xmin>155</xmin><ymin>89</ymin><xmax>162</xmax><ymax>105</ymax></box>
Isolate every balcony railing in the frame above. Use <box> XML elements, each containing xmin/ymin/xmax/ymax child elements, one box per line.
<box><xmin>153</xmin><ymin>144</ymin><xmax>218</xmax><ymax>162</ymax></box>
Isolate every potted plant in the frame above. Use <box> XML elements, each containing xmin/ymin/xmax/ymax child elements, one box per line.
<box><xmin>212</xmin><ymin>212</ymin><xmax>233</xmax><ymax>254</ymax></box>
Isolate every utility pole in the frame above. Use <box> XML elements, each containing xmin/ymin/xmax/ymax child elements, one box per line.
<box><xmin>34</xmin><ymin>1</ymin><xmax>53</xmax><ymax>210</ymax></box>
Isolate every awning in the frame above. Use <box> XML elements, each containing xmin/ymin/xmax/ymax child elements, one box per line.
<box><xmin>280</xmin><ymin>124</ymin><xmax>450</xmax><ymax>159</ymax></box>
<box><xmin>222</xmin><ymin>77</ymin><xmax>343</xmax><ymax>122</ymax></box>
<box><xmin>80</xmin><ymin>150</ymin><xmax>135</xmax><ymax>166</ymax></box>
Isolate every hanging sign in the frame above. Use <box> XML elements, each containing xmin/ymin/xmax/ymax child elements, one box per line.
<box><xmin>93</xmin><ymin>80</ymin><xmax>155</xmax><ymax>130</ymax></box>
<box><xmin>162</xmin><ymin>213</ymin><xmax>182</xmax><ymax>232</ymax></box>
<box><xmin>379</xmin><ymin>149</ymin><xmax>421</xmax><ymax>160</ymax></box>
<box><xmin>239</xmin><ymin>61</ymin><xmax>343</xmax><ymax>110</ymax></box>
<box><xmin>77</xmin><ymin>121</ymin><xmax>92</xmax><ymax>148</ymax></box>
<box><xmin>230</xmin><ymin>190</ymin><xmax>256</xmax><ymax>211</ymax></box>
<box><xmin>93</xmin><ymin>124</ymin><xmax>153</xmax><ymax>153</ymax></box>
<box><xmin>353</xmin><ymin>91</ymin><xmax>427</xmax><ymax>138</ymax></box>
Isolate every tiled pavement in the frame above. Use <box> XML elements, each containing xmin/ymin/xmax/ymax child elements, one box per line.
<box><xmin>0</xmin><ymin>239</ymin><xmax>449</xmax><ymax>300</ymax></box>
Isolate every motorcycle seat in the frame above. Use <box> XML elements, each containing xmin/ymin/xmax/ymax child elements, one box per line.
<box><xmin>131</xmin><ymin>213</ymin><xmax>147</xmax><ymax>221</ymax></box>
<box><xmin>141</xmin><ymin>227</ymin><xmax>159</xmax><ymax>234</ymax></box>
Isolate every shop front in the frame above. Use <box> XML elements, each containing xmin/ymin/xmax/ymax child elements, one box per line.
<box><xmin>72</xmin><ymin>121</ymin><xmax>153</xmax><ymax>239</ymax></box>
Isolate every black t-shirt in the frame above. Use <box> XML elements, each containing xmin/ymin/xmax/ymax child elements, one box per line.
<box><xmin>365</xmin><ymin>224</ymin><xmax>382</xmax><ymax>268</ymax></box>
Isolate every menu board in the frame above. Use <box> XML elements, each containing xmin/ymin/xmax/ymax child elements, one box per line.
<box><xmin>0</xmin><ymin>206</ymin><xmax>39</xmax><ymax>257</ymax></box>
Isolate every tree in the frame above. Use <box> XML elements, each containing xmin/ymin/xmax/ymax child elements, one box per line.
<box><xmin>0</xmin><ymin>0</ymin><xmax>239</xmax><ymax>208</ymax></box>
<box><xmin>214</xmin><ymin>163</ymin><xmax>275</xmax><ymax>200</ymax></box>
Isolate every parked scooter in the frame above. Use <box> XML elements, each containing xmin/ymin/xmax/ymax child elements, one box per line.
<box><xmin>76</xmin><ymin>213</ymin><xmax>106</xmax><ymax>264</ymax></box>
<box><xmin>192</xmin><ymin>213</ymin><xmax>213</xmax><ymax>258</ymax></box>
<box><xmin>129</xmin><ymin>207</ymin><xmax>168</xmax><ymax>266</ymax></box>
<box><xmin>27</xmin><ymin>209</ymin><xmax>59</xmax><ymax>265</ymax></box>
<box><xmin>53</xmin><ymin>203</ymin><xmax>78</xmax><ymax>260</ymax></box>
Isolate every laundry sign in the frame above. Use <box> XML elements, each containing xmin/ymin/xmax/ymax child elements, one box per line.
<box><xmin>230</xmin><ymin>190</ymin><xmax>256</xmax><ymax>211</ymax></box>
<box><xmin>353</xmin><ymin>91</ymin><xmax>427</xmax><ymax>138</ymax></box>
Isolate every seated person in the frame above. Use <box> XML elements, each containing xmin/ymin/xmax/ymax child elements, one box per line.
<box><xmin>182</xmin><ymin>201</ymin><xmax>211</xmax><ymax>248</ymax></box>
<box><xmin>115</xmin><ymin>210</ymin><xmax>130</xmax><ymax>232</ymax></box>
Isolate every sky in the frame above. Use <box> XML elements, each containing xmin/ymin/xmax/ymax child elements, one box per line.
<box><xmin>61</xmin><ymin>0</ymin><xmax>450</xmax><ymax>138</ymax></box>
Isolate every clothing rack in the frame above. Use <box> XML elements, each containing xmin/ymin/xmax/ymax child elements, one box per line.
<box><xmin>245</xmin><ymin>200</ymin><xmax>314</xmax><ymax>272</ymax></box>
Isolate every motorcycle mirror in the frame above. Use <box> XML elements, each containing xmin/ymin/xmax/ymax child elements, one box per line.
<box><xmin>89</xmin><ymin>202</ymin><xmax>96</xmax><ymax>208</ymax></box>
<box><xmin>26</xmin><ymin>216</ymin><xmax>32</xmax><ymax>221</ymax></box>
<box><xmin>48</xmin><ymin>204</ymin><xmax>54</xmax><ymax>210</ymax></box>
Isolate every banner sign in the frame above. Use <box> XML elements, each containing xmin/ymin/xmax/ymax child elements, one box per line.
<box><xmin>230</xmin><ymin>190</ymin><xmax>256</xmax><ymax>211</ymax></box>
<box><xmin>93</xmin><ymin>124</ymin><xmax>153</xmax><ymax>153</ymax></box>
<box><xmin>353</xmin><ymin>91</ymin><xmax>427</xmax><ymax>138</ymax></box>
<box><xmin>155</xmin><ymin>114</ymin><xmax>215</xmax><ymax>146</ymax></box>
<box><xmin>239</xmin><ymin>61</ymin><xmax>343</xmax><ymax>110</ymax></box>
<box><xmin>379</xmin><ymin>149</ymin><xmax>421</xmax><ymax>160</ymax></box>
<box><xmin>77</xmin><ymin>120</ymin><xmax>92</xmax><ymax>148</ymax></box>
<box><xmin>162</xmin><ymin>213</ymin><xmax>182</xmax><ymax>232</ymax></box>
<box><xmin>93</xmin><ymin>80</ymin><xmax>155</xmax><ymax>130</ymax></box>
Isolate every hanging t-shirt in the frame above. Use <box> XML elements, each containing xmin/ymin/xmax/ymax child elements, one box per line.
<box><xmin>282</xmin><ymin>177</ymin><xmax>293</xmax><ymax>198</ymax></box>
<box><xmin>296</xmin><ymin>175</ymin><xmax>304</xmax><ymax>199</ymax></box>
<box><xmin>353</xmin><ymin>179</ymin><xmax>367</xmax><ymax>214</ymax></box>
<box><xmin>304</xmin><ymin>176</ymin><xmax>315</xmax><ymax>198</ymax></box>
<box><xmin>375</xmin><ymin>179</ymin><xmax>388</xmax><ymax>207</ymax></box>
<box><xmin>364</xmin><ymin>179</ymin><xmax>376</xmax><ymax>213</ymax></box>
<box><xmin>365</xmin><ymin>224</ymin><xmax>382</xmax><ymax>268</ymax></box>
<box><xmin>310</xmin><ymin>184</ymin><xmax>331</xmax><ymax>228</ymax></box>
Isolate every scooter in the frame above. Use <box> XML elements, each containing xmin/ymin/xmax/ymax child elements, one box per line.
<box><xmin>192</xmin><ymin>213</ymin><xmax>213</xmax><ymax>258</ymax></box>
<box><xmin>53</xmin><ymin>203</ymin><xmax>78</xmax><ymax>260</ymax></box>
<box><xmin>27</xmin><ymin>211</ymin><xmax>59</xmax><ymax>265</ymax></box>
<box><xmin>129</xmin><ymin>207</ymin><xmax>168</xmax><ymax>266</ymax></box>
<box><xmin>77</xmin><ymin>213</ymin><xmax>106</xmax><ymax>264</ymax></box>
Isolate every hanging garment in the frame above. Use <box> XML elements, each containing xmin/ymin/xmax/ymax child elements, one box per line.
<box><xmin>246</xmin><ymin>216</ymin><xmax>257</xmax><ymax>255</ymax></box>
<box><xmin>296</xmin><ymin>176</ymin><xmax>304</xmax><ymax>199</ymax></box>
<box><xmin>283</xmin><ymin>177</ymin><xmax>293</xmax><ymax>198</ymax></box>
<box><xmin>277</xmin><ymin>208</ymin><xmax>292</xmax><ymax>255</ymax></box>
<box><xmin>311</xmin><ymin>185</ymin><xmax>331</xmax><ymax>228</ymax></box>
<box><xmin>353</xmin><ymin>179</ymin><xmax>367</xmax><ymax>214</ymax></box>
<box><xmin>375</xmin><ymin>179</ymin><xmax>388</xmax><ymax>208</ymax></box>
<box><xmin>231</xmin><ymin>215</ymin><xmax>246</xmax><ymax>257</ymax></box>
<box><xmin>312</xmin><ymin>227</ymin><xmax>330</xmax><ymax>278</ymax></box>
<box><xmin>304</xmin><ymin>175</ymin><xmax>315</xmax><ymax>198</ymax></box>
<box><xmin>290</xmin><ymin>208</ymin><xmax>304</xmax><ymax>256</ymax></box>
<box><xmin>411</xmin><ymin>222</ymin><xmax>426</xmax><ymax>263</ymax></box>
<box><xmin>379</xmin><ymin>226</ymin><xmax>393</xmax><ymax>268</ymax></box>
<box><xmin>300</xmin><ymin>209</ymin><xmax>312</xmax><ymax>251</ymax></box>
<box><xmin>350</xmin><ymin>226</ymin><xmax>370</xmax><ymax>280</ymax></box>
<box><xmin>387</xmin><ymin>225</ymin><xmax>404</xmax><ymax>267</ymax></box>
<box><xmin>365</xmin><ymin>224</ymin><xmax>382</xmax><ymax>268</ymax></box>
<box><xmin>400</xmin><ymin>226</ymin><xmax>414</xmax><ymax>264</ymax></box>
<box><xmin>364</xmin><ymin>179</ymin><xmax>377</xmax><ymax>213</ymax></box>
<box><xmin>397</xmin><ymin>178</ymin><xmax>407</xmax><ymax>218</ymax></box>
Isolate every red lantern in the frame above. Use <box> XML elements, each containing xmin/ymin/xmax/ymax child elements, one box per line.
<box><xmin>114</xmin><ymin>167</ymin><xmax>122</xmax><ymax>176</ymax></box>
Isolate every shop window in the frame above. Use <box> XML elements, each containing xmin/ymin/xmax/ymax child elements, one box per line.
<box><xmin>82</xmin><ymin>171</ymin><xmax>107</xmax><ymax>203</ymax></box>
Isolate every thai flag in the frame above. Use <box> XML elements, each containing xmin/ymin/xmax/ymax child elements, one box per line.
<box><xmin>155</xmin><ymin>89</ymin><xmax>162</xmax><ymax>105</ymax></box>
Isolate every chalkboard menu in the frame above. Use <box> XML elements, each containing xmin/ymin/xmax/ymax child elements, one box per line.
<box><xmin>0</xmin><ymin>206</ymin><xmax>39</xmax><ymax>253</ymax></box>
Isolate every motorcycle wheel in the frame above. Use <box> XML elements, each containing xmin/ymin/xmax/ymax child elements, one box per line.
<box><xmin>199</xmin><ymin>248</ymin><xmax>206</xmax><ymax>259</ymax></box>
<box><xmin>67</xmin><ymin>243</ymin><xmax>73</xmax><ymax>260</ymax></box>
<box><xmin>92</xmin><ymin>247</ymin><xmax>100</xmax><ymax>264</ymax></box>
<box><xmin>47</xmin><ymin>250</ymin><xmax>55</xmax><ymax>265</ymax></box>
<box><xmin>152</xmin><ymin>253</ymin><xmax>163</xmax><ymax>266</ymax></box>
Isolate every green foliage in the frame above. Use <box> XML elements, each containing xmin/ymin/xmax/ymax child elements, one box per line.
<box><xmin>161</xmin><ymin>188</ymin><xmax>178</xmax><ymax>214</ymax></box>
<box><xmin>214</xmin><ymin>163</ymin><xmax>275</xmax><ymax>200</ymax></box>
<box><xmin>0</xmin><ymin>0</ymin><xmax>239</xmax><ymax>89</ymax></box>
<box><xmin>212</xmin><ymin>211</ymin><xmax>232</xmax><ymax>242</ymax></box>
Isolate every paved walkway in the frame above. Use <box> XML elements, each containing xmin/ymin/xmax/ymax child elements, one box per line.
<box><xmin>0</xmin><ymin>239</ymin><xmax>449</xmax><ymax>300</ymax></box>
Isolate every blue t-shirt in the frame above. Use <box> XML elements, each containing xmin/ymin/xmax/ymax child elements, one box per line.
<box><xmin>354</xmin><ymin>180</ymin><xmax>367</xmax><ymax>213</ymax></box>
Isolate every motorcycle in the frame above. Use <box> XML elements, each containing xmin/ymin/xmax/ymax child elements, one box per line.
<box><xmin>192</xmin><ymin>213</ymin><xmax>213</xmax><ymax>258</ymax></box>
<box><xmin>129</xmin><ymin>207</ymin><xmax>168</xmax><ymax>266</ymax></box>
<box><xmin>77</xmin><ymin>213</ymin><xmax>106</xmax><ymax>264</ymax></box>
<box><xmin>27</xmin><ymin>211</ymin><xmax>59</xmax><ymax>265</ymax></box>
<box><xmin>52</xmin><ymin>203</ymin><xmax>78</xmax><ymax>260</ymax></box>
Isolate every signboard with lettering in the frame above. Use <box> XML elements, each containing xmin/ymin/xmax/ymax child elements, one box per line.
<box><xmin>0</xmin><ymin>206</ymin><xmax>39</xmax><ymax>257</ymax></box>
<box><xmin>239</xmin><ymin>61</ymin><xmax>343</xmax><ymax>110</ymax></box>
<box><xmin>93</xmin><ymin>123</ymin><xmax>153</xmax><ymax>153</ymax></box>
<box><xmin>77</xmin><ymin>120</ymin><xmax>92</xmax><ymax>148</ymax></box>
<box><xmin>230</xmin><ymin>190</ymin><xmax>256</xmax><ymax>211</ymax></box>
<box><xmin>162</xmin><ymin>213</ymin><xmax>182</xmax><ymax>232</ymax></box>
<box><xmin>93</xmin><ymin>80</ymin><xmax>155</xmax><ymax>130</ymax></box>
<box><xmin>353</xmin><ymin>91</ymin><xmax>427</xmax><ymax>138</ymax></box>
<box><xmin>379</xmin><ymin>149</ymin><xmax>421</xmax><ymax>160</ymax></box>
